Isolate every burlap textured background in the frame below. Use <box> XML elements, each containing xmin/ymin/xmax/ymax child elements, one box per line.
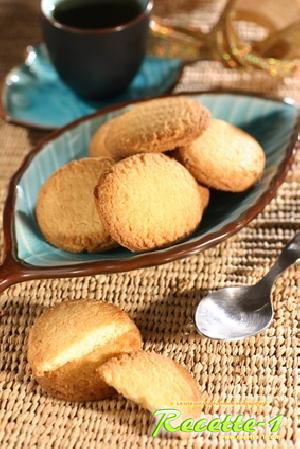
<box><xmin>0</xmin><ymin>1</ymin><xmax>299</xmax><ymax>448</ymax></box>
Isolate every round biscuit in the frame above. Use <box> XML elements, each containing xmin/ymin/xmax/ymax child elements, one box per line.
<box><xmin>95</xmin><ymin>153</ymin><xmax>207</xmax><ymax>251</ymax></box>
<box><xmin>27</xmin><ymin>300</ymin><xmax>142</xmax><ymax>401</ymax></box>
<box><xmin>179</xmin><ymin>119</ymin><xmax>266</xmax><ymax>192</ymax></box>
<box><xmin>90</xmin><ymin>96</ymin><xmax>211</xmax><ymax>160</ymax></box>
<box><xmin>97</xmin><ymin>351</ymin><xmax>202</xmax><ymax>426</ymax></box>
<box><xmin>36</xmin><ymin>157</ymin><xmax>114</xmax><ymax>253</ymax></box>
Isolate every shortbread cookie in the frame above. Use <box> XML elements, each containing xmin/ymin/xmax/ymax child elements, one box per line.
<box><xmin>95</xmin><ymin>153</ymin><xmax>207</xmax><ymax>251</ymax></box>
<box><xmin>90</xmin><ymin>96</ymin><xmax>211</xmax><ymax>160</ymax></box>
<box><xmin>27</xmin><ymin>300</ymin><xmax>142</xmax><ymax>402</ymax></box>
<box><xmin>98</xmin><ymin>351</ymin><xmax>202</xmax><ymax>429</ymax></box>
<box><xmin>179</xmin><ymin>119</ymin><xmax>266</xmax><ymax>192</ymax></box>
<box><xmin>37</xmin><ymin>157</ymin><xmax>114</xmax><ymax>253</ymax></box>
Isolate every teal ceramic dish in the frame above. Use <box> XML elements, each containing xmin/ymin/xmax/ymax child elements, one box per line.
<box><xmin>0</xmin><ymin>92</ymin><xmax>299</xmax><ymax>293</ymax></box>
<box><xmin>1</xmin><ymin>44</ymin><xmax>182</xmax><ymax>129</ymax></box>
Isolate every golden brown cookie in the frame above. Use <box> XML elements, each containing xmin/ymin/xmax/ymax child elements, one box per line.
<box><xmin>98</xmin><ymin>351</ymin><xmax>202</xmax><ymax>432</ymax></box>
<box><xmin>90</xmin><ymin>96</ymin><xmax>211</xmax><ymax>160</ymax></box>
<box><xmin>36</xmin><ymin>157</ymin><xmax>114</xmax><ymax>253</ymax></box>
<box><xmin>27</xmin><ymin>300</ymin><xmax>142</xmax><ymax>402</ymax></box>
<box><xmin>95</xmin><ymin>153</ymin><xmax>207</xmax><ymax>251</ymax></box>
<box><xmin>178</xmin><ymin>119</ymin><xmax>266</xmax><ymax>192</ymax></box>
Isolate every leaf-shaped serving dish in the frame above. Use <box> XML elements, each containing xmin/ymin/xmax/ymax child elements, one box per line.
<box><xmin>1</xmin><ymin>92</ymin><xmax>299</xmax><ymax>293</ymax></box>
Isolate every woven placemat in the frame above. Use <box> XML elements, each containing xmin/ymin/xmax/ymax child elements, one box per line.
<box><xmin>0</xmin><ymin>1</ymin><xmax>299</xmax><ymax>448</ymax></box>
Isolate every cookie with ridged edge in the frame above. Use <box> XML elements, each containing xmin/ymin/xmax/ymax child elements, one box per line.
<box><xmin>95</xmin><ymin>153</ymin><xmax>207</xmax><ymax>251</ymax></box>
<box><xmin>36</xmin><ymin>157</ymin><xmax>114</xmax><ymax>253</ymax></box>
<box><xmin>97</xmin><ymin>351</ymin><xmax>203</xmax><ymax>434</ymax></box>
<box><xmin>27</xmin><ymin>300</ymin><xmax>142</xmax><ymax>402</ymax></box>
<box><xmin>90</xmin><ymin>96</ymin><xmax>211</xmax><ymax>160</ymax></box>
<box><xmin>178</xmin><ymin>119</ymin><xmax>266</xmax><ymax>192</ymax></box>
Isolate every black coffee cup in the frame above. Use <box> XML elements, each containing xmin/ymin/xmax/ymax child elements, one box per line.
<box><xmin>40</xmin><ymin>0</ymin><xmax>153</xmax><ymax>99</ymax></box>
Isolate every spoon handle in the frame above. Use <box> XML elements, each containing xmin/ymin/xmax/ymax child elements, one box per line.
<box><xmin>259</xmin><ymin>233</ymin><xmax>300</xmax><ymax>287</ymax></box>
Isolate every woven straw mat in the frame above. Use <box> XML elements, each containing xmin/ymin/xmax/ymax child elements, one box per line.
<box><xmin>0</xmin><ymin>1</ymin><xmax>299</xmax><ymax>448</ymax></box>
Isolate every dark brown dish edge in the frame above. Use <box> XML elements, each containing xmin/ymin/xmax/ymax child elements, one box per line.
<box><xmin>0</xmin><ymin>90</ymin><xmax>299</xmax><ymax>294</ymax></box>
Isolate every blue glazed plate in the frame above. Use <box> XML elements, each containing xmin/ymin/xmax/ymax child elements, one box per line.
<box><xmin>0</xmin><ymin>92</ymin><xmax>299</xmax><ymax>292</ymax></box>
<box><xmin>1</xmin><ymin>44</ymin><xmax>182</xmax><ymax>130</ymax></box>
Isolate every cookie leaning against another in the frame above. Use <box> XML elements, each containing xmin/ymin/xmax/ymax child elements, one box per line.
<box><xmin>178</xmin><ymin>119</ymin><xmax>266</xmax><ymax>192</ymax></box>
<box><xmin>36</xmin><ymin>157</ymin><xmax>114</xmax><ymax>253</ymax></box>
<box><xmin>95</xmin><ymin>153</ymin><xmax>209</xmax><ymax>252</ymax></box>
<box><xmin>98</xmin><ymin>351</ymin><xmax>203</xmax><ymax>434</ymax></box>
<box><xmin>27</xmin><ymin>300</ymin><xmax>142</xmax><ymax>402</ymax></box>
<box><xmin>90</xmin><ymin>96</ymin><xmax>211</xmax><ymax>160</ymax></box>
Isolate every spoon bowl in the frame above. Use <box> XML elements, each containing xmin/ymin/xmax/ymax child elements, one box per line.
<box><xmin>195</xmin><ymin>285</ymin><xmax>273</xmax><ymax>340</ymax></box>
<box><xmin>195</xmin><ymin>234</ymin><xmax>300</xmax><ymax>341</ymax></box>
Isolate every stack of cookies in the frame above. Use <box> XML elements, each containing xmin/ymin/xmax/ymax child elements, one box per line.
<box><xmin>37</xmin><ymin>96</ymin><xmax>266</xmax><ymax>253</ymax></box>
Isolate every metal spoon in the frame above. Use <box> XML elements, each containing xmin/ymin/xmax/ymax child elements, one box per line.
<box><xmin>195</xmin><ymin>234</ymin><xmax>300</xmax><ymax>341</ymax></box>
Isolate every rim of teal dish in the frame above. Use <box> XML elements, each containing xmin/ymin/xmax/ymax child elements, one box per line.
<box><xmin>0</xmin><ymin>90</ymin><xmax>299</xmax><ymax>294</ymax></box>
